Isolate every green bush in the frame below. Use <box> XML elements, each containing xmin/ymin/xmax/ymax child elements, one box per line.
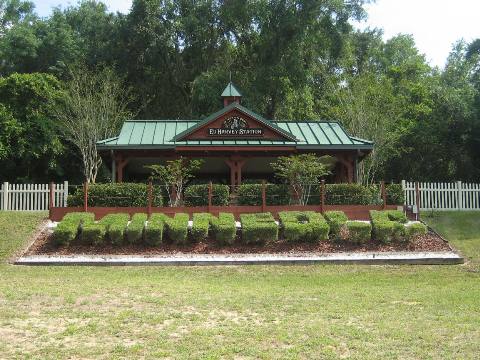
<box><xmin>184</xmin><ymin>185</ymin><xmax>230</xmax><ymax>206</ymax></box>
<box><xmin>98</xmin><ymin>214</ymin><xmax>129</xmax><ymax>245</ymax></box>
<box><xmin>236</xmin><ymin>184</ymin><xmax>290</xmax><ymax>205</ymax></box>
<box><xmin>345</xmin><ymin>221</ymin><xmax>372</xmax><ymax>244</ymax></box>
<box><xmin>385</xmin><ymin>210</ymin><xmax>408</xmax><ymax>223</ymax></box>
<box><xmin>52</xmin><ymin>212</ymin><xmax>95</xmax><ymax>246</ymax></box>
<box><xmin>279</xmin><ymin>211</ymin><xmax>329</xmax><ymax>242</ymax></box>
<box><xmin>210</xmin><ymin>213</ymin><xmax>237</xmax><ymax>245</ymax></box>
<box><xmin>386</xmin><ymin>184</ymin><xmax>404</xmax><ymax>205</ymax></box>
<box><xmin>68</xmin><ymin>183</ymin><xmax>163</xmax><ymax>207</ymax></box>
<box><xmin>325</xmin><ymin>184</ymin><xmax>379</xmax><ymax>205</ymax></box>
<box><xmin>126</xmin><ymin>213</ymin><xmax>147</xmax><ymax>244</ymax></box>
<box><xmin>191</xmin><ymin>213</ymin><xmax>211</xmax><ymax>242</ymax></box>
<box><xmin>145</xmin><ymin>213</ymin><xmax>167</xmax><ymax>246</ymax></box>
<box><xmin>81</xmin><ymin>223</ymin><xmax>107</xmax><ymax>245</ymax></box>
<box><xmin>370</xmin><ymin>210</ymin><xmax>407</xmax><ymax>243</ymax></box>
<box><xmin>165</xmin><ymin>213</ymin><xmax>189</xmax><ymax>244</ymax></box>
<box><xmin>240</xmin><ymin>213</ymin><xmax>278</xmax><ymax>244</ymax></box>
<box><xmin>406</xmin><ymin>222</ymin><xmax>428</xmax><ymax>240</ymax></box>
<box><xmin>323</xmin><ymin>211</ymin><xmax>348</xmax><ymax>239</ymax></box>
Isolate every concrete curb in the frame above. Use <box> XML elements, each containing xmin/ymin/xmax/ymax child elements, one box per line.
<box><xmin>14</xmin><ymin>251</ymin><xmax>464</xmax><ymax>266</ymax></box>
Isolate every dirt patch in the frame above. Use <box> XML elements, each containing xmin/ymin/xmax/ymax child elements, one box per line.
<box><xmin>26</xmin><ymin>229</ymin><xmax>452</xmax><ymax>256</ymax></box>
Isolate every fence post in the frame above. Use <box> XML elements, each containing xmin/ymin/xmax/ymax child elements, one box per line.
<box><xmin>320</xmin><ymin>179</ymin><xmax>325</xmax><ymax>213</ymax></box>
<box><xmin>457</xmin><ymin>181</ymin><xmax>462</xmax><ymax>210</ymax></box>
<box><xmin>147</xmin><ymin>180</ymin><xmax>153</xmax><ymax>216</ymax></box>
<box><xmin>261</xmin><ymin>180</ymin><xmax>266</xmax><ymax>212</ymax></box>
<box><xmin>2</xmin><ymin>182</ymin><xmax>8</xmax><ymax>211</ymax></box>
<box><xmin>208</xmin><ymin>181</ymin><xmax>212</xmax><ymax>213</ymax></box>
<box><xmin>83</xmin><ymin>182</ymin><xmax>88</xmax><ymax>212</ymax></box>
<box><xmin>49</xmin><ymin>182</ymin><xmax>54</xmax><ymax>218</ymax></box>
<box><xmin>63</xmin><ymin>180</ymin><xmax>69</xmax><ymax>207</ymax></box>
<box><xmin>415</xmin><ymin>182</ymin><xmax>421</xmax><ymax>220</ymax></box>
<box><xmin>381</xmin><ymin>181</ymin><xmax>386</xmax><ymax>209</ymax></box>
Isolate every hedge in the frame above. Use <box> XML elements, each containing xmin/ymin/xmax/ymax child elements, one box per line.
<box><xmin>145</xmin><ymin>213</ymin><xmax>167</xmax><ymax>246</ymax></box>
<box><xmin>323</xmin><ymin>211</ymin><xmax>349</xmax><ymax>239</ymax></box>
<box><xmin>165</xmin><ymin>213</ymin><xmax>189</xmax><ymax>244</ymax></box>
<box><xmin>325</xmin><ymin>184</ymin><xmax>379</xmax><ymax>205</ymax></box>
<box><xmin>386</xmin><ymin>184</ymin><xmax>404</xmax><ymax>205</ymax></box>
<box><xmin>126</xmin><ymin>213</ymin><xmax>147</xmax><ymax>244</ymax></box>
<box><xmin>191</xmin><ymin>213</ymin><xmax>211</xmax><ymax>242</ymax></box>
<box><xmin>345</xmin><ymin>221</ymin><xmax>372</xmax><ymax>244</ymax></box>
<box><xmin>210</xmin><ymin>213</ymin><xmax>237</xmax><ymax>245</ymax></box>
<box><xmin>370</xmin><ymin>210</ymin><xmax>406</xmax><ymax>243</ymax></box>
<box><xmin>279</xmin><ymin>211</ymin><xmax>329</xmax><ymax>242</ymax></box>
<box><xmin>52</xmin><ymin>212</ymin><xmax>95</xmax><ymax>246</ymax></box>
<box><xmin>406</xmin><ymin>222</ymin><xmax>428</xmax><ymax>240</ymax></box>
<box><xmin>68</xmin><ymin>183</ymin><xmax>163</xmax><ymax>207</ymax></box>
<box><xmin>240</xmin><ymin>213</ymin><xmax>278</xmax><ymax>244</ymax></box>
<box><xmin>236</xmin><ymin>184</ymin><xmax>290</xmax><ymax>206</ymax></box>
<box><xmin>184</xmin><ymin>185</ymin><xmax>230</xmax><ymax>206</ymax></box>
<box><xmin>81</xmin><ymin>223</ymin><xmax>107</xmax><ymax>245</ymax></box>
<box><xmin>99</xmin><ymin>213</ymin><xmax>130</xmax><ymax>245</ymax></box>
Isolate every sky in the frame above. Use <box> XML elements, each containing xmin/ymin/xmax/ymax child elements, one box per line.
<box><xmin>31</xmin><ymin>0</ymin><xmax>480</xmax><ymax>68</ymax></box>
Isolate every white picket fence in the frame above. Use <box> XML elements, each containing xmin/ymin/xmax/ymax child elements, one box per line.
<box><xmin>402</xmin><ymin>180</ymin><xmax>480</xmax><ymax>211</ymax></box>
<box><xmin>0</xmin><ymin>182</ymin><xmax>69</xmax><ymax>211</ymax></box>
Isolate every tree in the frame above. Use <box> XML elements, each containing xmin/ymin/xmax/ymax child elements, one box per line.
<box><xmin>146</xmin><ymin>157</ymin><xmax>203</xmax><ymax>207</ymax></box>
<box><xmin>55</xmin><ymin>66</ymin><xmax>132</xmax><ymax>183</ymax></box>
<box><xmin>271</xmin><ymin>154</ymin><xmax>333</xmax><ymax>205</ymax></box>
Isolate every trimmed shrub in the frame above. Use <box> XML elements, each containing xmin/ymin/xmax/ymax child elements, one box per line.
<box><xmin>191</xmin><ymin>213</ymin><xmax>212</xmax><ymax>242</ymax></box>
<box><xmin>345</xmin><ymin>221</ymin><xmax>372</xmax><ymax>244</ymax></box>
<box><xmin>99</xmin><ymin>214</ymin><xmax>130</xmax><ymax>245</ymax></box>
<box><xmin>240</xmin><ymin>213</ymin><xmax>278</xmax><ymax>244</ymax></box>
<box><xmin>210</xmin><ymin>213</ymin><xmax>237</xmax><ymax>245</ymax></box>
<box><xmin>370</xmin><ymin>210</ymin><xmax>407</xmax><ymax>243</ymax></box>
<box><xmin>52</xmin><ymin>212</ymin><xmax>95</xmax><ymax>246</ymax></box>
<box><xmin>325</xmin><ymin>184</ymin><xmax>379</xmax><ymax>205</ymax></box>
<box><xmin>279</xmin><ymin>211</ymin><xmax>329</xmax><ymax>242</ymax></box>
<box><xmin>68</xmin><ymin>183</ymin><xmax>163</xmax><ymax>207</ymax></box>
<box><xmin>165</xmin><ymin>213</ymin><xmax>189</xmax><ymax>244</ymax></box>
<box><xmin>126</xmin><ymin>213</ymin><xmax>147</xmax><ymax>244</ymax></box>
<box><xmin>386</xmin><ymin>184</ymin><xmax>404</xmax><ymax>205</ymax></box>
<box><xmin>324</xmin><ymin>211</ymin><xmax>348</xmax><ymax>239</ymax></box>
<box><xmin>145</xmin><ymin>213</ymin><xmax>167</xmax><ymax>246</ymax></box>
<box><xmin>406</xmin><ymin>222</ymin><xmax>428</xmax><ymax>240</ymax></box>
<box><xmin>81</xmin><ymin>223</ymin><xmax>107</xmax><ymax>245</ymax></box>
<box><xmin>184</xmin><ymin>185</ymin><xmax>230</xmax><ymax>206</ymax></box>
<box><xmin>236</xmin><ymin>184</ymin><xmax>290</xmax><ymax>206</ymax></box>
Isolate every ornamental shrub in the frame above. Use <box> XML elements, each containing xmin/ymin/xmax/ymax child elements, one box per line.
<box><xmin>126</xmin><ymin>213</ymin><xmax>147</xmax><ymax>244</ymax></box>
<box><xmin>279</xmin><ymin>211</ymin><xmax>329</xmax><ymax>242</ymax></box>
<box><xmin>145</xmin><ymin>213</ymin><xmax>167</xmax><ymax>246</ymax></box>
<box><xmin>325</xmin><ymin>184</ymin><xmax>379</xmax><ymax>205</ymax></box>
<box><xmin>191</xmin><ymin>213</ymin><xmax>211</xmax><ymax>242</ymax></box>
<box><xmin>240</xmin><ymin>213</ymin><xmax>278</xmax><ymax>244</ymax></box>
<box><xmin>406</xmin><ymin>222</ymin><xmax>428</xmax><ymax>240</ymax></box>
<box><xmin>385</xmin><ymin>210</ymin><xmax>408</xmax><ymax>223</ymax></box>
<box><xmin>210</xmin><ymin>213</ymin><xmax>237</xmax><ymax>245</ymax></box>
<box><xmin>81</xmin><ymin>223</ymin><xmax>107</xmax><ymax>245</ymax></box>
<box><xmin>370</xmin><ymin>210</ymin><xmax>407</xmax><ymax>243</ymax></box>
<box><xmin>164</xmin><ymin>213</ymin><xmax>189</xmax><ymax>244</ymax></box>
<box><xmin>323</xmin><ymin>211</ymin><xmax>349</xmax><ymax>239</ymax></box>
<box><xmin>52</xmin><ymin>212</ymin><xmax>95</xmax><ymax>246</ymax></box>
<box><xmin>345</xmin><ymin>221</ymin><xmax>372</xmax><ymax>244</ymax></box>
<box><xmin>386</xmin><ymin>184</ymin><xmax>404</xmax><ymax>205</ymax></box>
<box><xmin>184</xmin><ymin>185</ymin><xmax>230</xmax><ymax>206</ymax></box>
<box><xmin>68</xmin><ymin>183</ymin><xmax>163</xmax><ymax>207</ymax></box>
<box><xmin>236</xmin><ymin>184</ymin><xmax>290</xmax><ymax>205</ymax></box>
<box><xmin>99</xmin><ymin>214</ymin><xmax>129</xmax><ymax>245</ymax></box>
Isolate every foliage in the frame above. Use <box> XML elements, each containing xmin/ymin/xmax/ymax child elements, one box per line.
<box><xmin>184</xmin><ymin>184</ymin><xmax>229</xmax><ymax>206</ymax></box>
<box><xmin>53</xmin><ymin>211</ymin><xmax>95</xmax><ymax>246</ymax></box>
<box><xmin>164</xmin><ymin>213</ymin><xmax>189</xmax><ymax>244</ymax></box>
<box><xmin>98</xmin><ymin>213</ymin><xmax>129</xmax><ymax>245</ymax></box>
<box><xmin>81</xmin><ymin>223</ymin><xmax>107</xmax><ymax>245</ymax></box>
<box><xmin>240</xmin><ymin>213</ymin><xmax>278</xmax><ymax>244</ymax></box>
<box><xmin>145</xmin><ymin>213</ymin><xmax>167</xmax><ymax>246</ymax></box>
<box><xmin>406</xmin><ymin>222</ymin><xmax>428</xmax><ymax>240</ymax></box>
<box><xmin>147</xmin><ymin>157</ymin><xmax>203</xmax><ymax>207</ymax></box>
<box><xmin>210</xmin><ymin>213</ymin><xmax>237</xmax><ymax>245</ymax></box>
<box><xmin>344</xmin><ymin>221</ymin><xmax>372</xmax><ymax>244</ymax></box>
<box><xmin>279</xmin><ymin>211</ymin><xmax>329</xmax><ymax>242</ymax></box>
<box><xmin>386</xmin><ymin>184</ymin><xmax>404</xmax><ymax>205</ymax></box>
<box><xmin>68</xmin><ymin>183</ymin><xmax>163</xmax><ymax>207</ymax></box>
<box><xmin>191</xmin><ymin>213</ymin><xmax>211</xmax><ymax>242</ymax></box>
<box><xmin>236</xmin><ymin>183</ymin><xmax>290</xmax><ymax>206</ymax></box>
<box><xmin>323</xmin><ymin>211</ymin><xmax>349</xmax><ymax>239</ymax></box>
<box><xmin>126</xmin><ymin>213</ymin><xmax>147</xmax><ymax>244</ymax></box>
<box><xmin>325</xmin><ymin>184</ymin><xmax>379</xmax><ymax>205</ymax></box>
<box><xmin>271</xmin><ymin>154</ymin><xmax>333</xmax><ymax>205</ymax></box>
<box><xmin>370</xmin><ymin>210</ymin><xmax>406</xmax><ymax>243</ymax></box>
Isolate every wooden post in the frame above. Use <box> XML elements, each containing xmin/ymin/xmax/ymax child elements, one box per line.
<box><xmin>49</xmin><ymin>182</ymin><xmax>54</xmax><ymax>218</ymax></box>
<box><xmin>208</xmin><ymin>181</ymin><xmax>213</xmax><ymax>212</ymax></box>
<box><xmin>83</xmin><ymin>182</ymin><xmax>88</xmax><ymax>212</ymax></box>
<box><xmin>415</xmin><ymin>181</ymin><xmax>421</xmax><ymax>220</ymax></box>
<box><xmin>261</xmin><ymin>180</ymin><xmax>267</xmax><ymax>212</ymax></box>
<box><xmin>320</xmin><ymin>179</ymin><xmax>325</xmax><ymax>213</ymax></box>
<box><xmin>147</xmin><ymin>180</ymin><xmax>153</xmax><ymax>216</ymax></box>
<box><xmin>381</xmin><ymin>181</ymin><xmax>386</xmax><ymax>209</ymax></box>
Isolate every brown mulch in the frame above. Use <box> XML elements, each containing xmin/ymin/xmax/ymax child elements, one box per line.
<box><xmin>26</xmin><ymin>229</ymin><xmax>452</xmax><ymax>256</ymax></box>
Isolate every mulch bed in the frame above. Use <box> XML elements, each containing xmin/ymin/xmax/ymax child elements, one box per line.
<box><xmin>26</xmin><ymin>229</ymin><xmax>452</xmax><ymax>256</ymax></box>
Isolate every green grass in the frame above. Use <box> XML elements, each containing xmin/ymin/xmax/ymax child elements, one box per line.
<box><xmin>0</xmin><ymin>211</ymin><xmax>479</xmax><ymax>359</ymax></box>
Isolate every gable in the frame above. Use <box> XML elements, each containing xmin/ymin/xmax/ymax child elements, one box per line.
<box><xmin>173</xmin><ymin>104</ymin><xmax>298</xmax><ymax>142</ymax></box>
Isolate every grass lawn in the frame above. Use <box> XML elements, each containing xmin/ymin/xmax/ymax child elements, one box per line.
<box><xmin>0</xmin><ymin>212</ymin><xmax>479</xmax><ymax>359</ymax></box>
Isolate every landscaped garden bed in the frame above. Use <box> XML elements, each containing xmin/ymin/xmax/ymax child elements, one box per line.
<box><xmin>25</xmin><ymin>210</ymin><xmax>452</xmax><ymax>256</ymax></box>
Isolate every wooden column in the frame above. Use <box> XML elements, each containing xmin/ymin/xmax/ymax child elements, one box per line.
<box><xmin>225</xmin><ymin>158</ymin><xmax>246</xmax><ymax>188</ymax></box>
<box><xmin>115</xmin><ymin>155</ymin><xmax>129</xmax><ymax>183</ymax></box>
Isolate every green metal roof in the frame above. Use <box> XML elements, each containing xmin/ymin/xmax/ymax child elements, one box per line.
<box><xmin>221</xmin><ymin>82</ymin><xmax>242</xmax><ymax>97</ymax></box>
<box><xmin>97</xmin><ymin>119</ymin><xmax>373</xmax><ymax>150</ymax></box>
